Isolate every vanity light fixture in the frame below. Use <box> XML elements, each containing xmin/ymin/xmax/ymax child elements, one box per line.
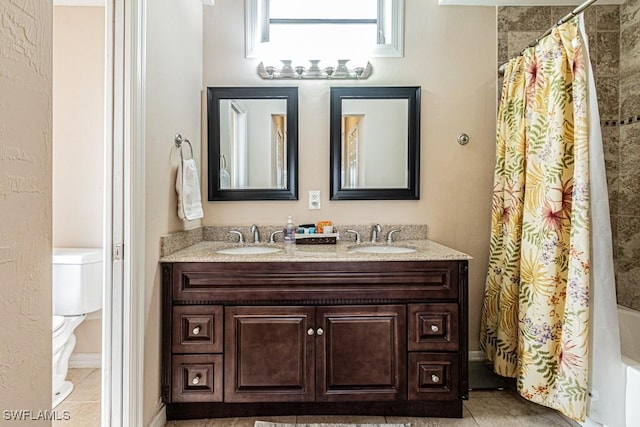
<box><xmin>258</xmin><ymin>59</ymin><xmax>372</xmax><ymax>80</ymax></box>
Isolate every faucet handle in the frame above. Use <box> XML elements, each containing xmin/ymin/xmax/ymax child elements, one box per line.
<box><xmin>387</xmin><ymin>229</ymin><xmax>401</xmax><ymax>243</ymax></box>
<box><xmin>345</xmin><ymin>229</ymin><xmax>361</xmax><ymax>244</ymax></box>
<box><xmin>229</xmin><ymin>230</ymin><xmax>244</xmax><ymax>243</ymax></box>
<box><xmin>269</xmin><ymin>230</ymin><xmax>284</xmax><ymax>244</ymax></box>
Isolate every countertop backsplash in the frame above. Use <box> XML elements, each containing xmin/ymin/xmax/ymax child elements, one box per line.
<box><xmin>160</xmin><ymin>224</ymin><xmax>428</xmax><ymax>258</ymax></box>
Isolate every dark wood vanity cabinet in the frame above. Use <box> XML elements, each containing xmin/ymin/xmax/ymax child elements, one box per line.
<box><xmin>161</xmin><ymin>260</ymin><xmax>468</xmax><ymax>420</ymax></box>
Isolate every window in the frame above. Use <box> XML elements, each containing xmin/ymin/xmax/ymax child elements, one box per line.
<box><xmin>245</xmin><ymin>0</ymin><xmax>404</xmax><ymax>59</ymax></box>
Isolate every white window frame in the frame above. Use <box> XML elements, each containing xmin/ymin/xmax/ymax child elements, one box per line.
<box><xmin>245</xmin><ymin>0</ymin><xmax>404</xmax><ymax>58</ymax></box>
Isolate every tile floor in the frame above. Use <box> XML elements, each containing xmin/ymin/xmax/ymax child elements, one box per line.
<box><xmin>56</xmin><ymin>368</ymin><xmax>579</xmax><ymax>427</ymax></box>
<box><xmin>164</xmin><ymin>389</ymin><xmax>580</xmax><ymax>427</ymax></box>
<box><xmin>53</xmin><ymin>368</ymin><xmax>101</xmax><ymax>427</ymax></box>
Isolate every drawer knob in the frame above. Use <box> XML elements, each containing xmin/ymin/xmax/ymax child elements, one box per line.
<box><xmin>430</xmin><ymin>324</ymin><xmax>439</xmax><ymax>332</ymax></box>
<box><xmin>192</xmin><ymin>374</ymin><xmax>201</xmax><ymax>385</ymax></box>
<box><xmin>316</xmin><ymin>328</ymin><xmax>324</xmax><ymax>336</ymax></box>
<box><xmin>192</xmin><ymin>326</ymin><xmax>201</xmax><ymax>335</ymax></box>
<box><xmin>431</xmin><ymin>374</ymin><xmax>440</xmax><ymax>383</ymax></box>
<box><xmin>307</xmin><ymin>328</ymin><xmax>315</xmax><ymax>336</ymax></box>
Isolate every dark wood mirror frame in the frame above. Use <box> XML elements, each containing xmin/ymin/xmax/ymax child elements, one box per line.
<box><xmin>207</xmin><ymin>87</ymin><xmax>298</xmax><ymax>201</ymax></box>
<box><xmin>330</xmin><ymin>86</ymin><xmax>420</xmax><ymax>200</ymax></box>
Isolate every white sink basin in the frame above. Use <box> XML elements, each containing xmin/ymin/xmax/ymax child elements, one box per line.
<box><xmin>217</xmin><ymin>246</ymin><xmax>282</xmax><ymax>255</ymax></box>
<box><xmin>349</xmin><ymin>245</ymin><xmax>417</xmax><ymax>254</ymax></box>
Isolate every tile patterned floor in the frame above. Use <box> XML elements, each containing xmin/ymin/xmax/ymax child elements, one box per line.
<box><xmin>53</xmin><ymin>368</ymin><xmax>101</xmax><ymax>427</ymax></box>
<box><xmin>165</xmin><ymin>389</ymin><xmax>579</xmax><ymax>427</ymax></box>
<box><xmin>55</xmin><ymin>369</ymin><xmax>579</xmax><ymax>427</ymax></box>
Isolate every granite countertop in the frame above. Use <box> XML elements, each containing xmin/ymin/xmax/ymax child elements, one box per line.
<box><xmin>159</xmin><ymin>239</ymin><xmax>472</xmax><ymax>263</ymax></box>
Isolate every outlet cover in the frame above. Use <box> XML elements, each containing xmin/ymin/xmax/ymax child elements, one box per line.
<box><xmin>308</xmin><ymin>190</ymin><xmax>321</xmax><ymax>210</ymax></box>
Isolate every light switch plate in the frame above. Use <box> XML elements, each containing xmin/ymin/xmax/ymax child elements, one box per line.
<box><xmin>308</xmin><ymin>190</ymin><xmax>321</xmax><ymax>210</ymax></box>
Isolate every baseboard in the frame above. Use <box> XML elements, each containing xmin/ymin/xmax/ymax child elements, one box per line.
<box><xmin>469</xmin><ymin>350</ymin><xmax>486</xmax><ymax>362</ymax></box>
<box><xmin>148</xmin><ymin>405</ymin><xmax>166</xmax><ymax>427</ymax></box>
<box><xmin>69</xmin><ymin>353</ymin><xmax>102</xmax><ymax>368</ymax></box>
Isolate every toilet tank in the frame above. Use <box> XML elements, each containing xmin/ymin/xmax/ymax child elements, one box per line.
<box><xmin>52</xmin><ymin>248</ymin><xmax>103</xmax><ymax>316</ymax></box>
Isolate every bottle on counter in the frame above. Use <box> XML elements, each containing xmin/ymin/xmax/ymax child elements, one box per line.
<box><xmin>283</xmin><ymin>215</ymin><xmax>296</xmax><ymax>243</ymax></box>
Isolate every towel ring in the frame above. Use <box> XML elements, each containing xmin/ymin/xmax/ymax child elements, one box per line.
<box><xmin>175</xmin><ymin>133</ymin><xmax>194</xmax><ymax>161</ymax></box>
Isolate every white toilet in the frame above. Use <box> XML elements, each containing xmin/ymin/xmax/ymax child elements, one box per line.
<box><xmin>52</xmin><ymin>248</ymin><xmax>103</xmax><ymax>409</ymax></box>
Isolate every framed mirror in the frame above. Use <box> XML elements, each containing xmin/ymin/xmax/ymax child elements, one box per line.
<box><xmin>207</xmin><ymin>87</ymin><xmax>298</xmax><ymax>200</ymax></box>
<box><xmin>330</xmin><ymin>86</ymin><xmax>420</xmax><ymax>200</ymax></box>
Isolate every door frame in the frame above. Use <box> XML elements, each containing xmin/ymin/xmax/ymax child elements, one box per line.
<box><xmin>103</xmin><ymin>0</ymin><xmax>145</xmax><ymax>425</ymax></box>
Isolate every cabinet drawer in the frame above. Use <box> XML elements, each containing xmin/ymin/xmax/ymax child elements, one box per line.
<box><xmin>172</xmin><ymin>305</ymin><xmax>223</xmax><ymax>354</ymax></box>
<box><xmin>172</xmin><ymin>354</ymin><xmax>223</xmax><ymax>402</ymax></box>
<box><xmin>408</xmin><ymin>353</ymin><xmax>459</xmax><ymax>401</ymax></box>
<box><xmin>171</xmin><ymin>262</ymin><xmax>459</xmax><ymax>302</ymax></box>
<box><xmin>408</xmin><ymin>303</ymin><xmax>458</xmax><ymax>351</ymax></box>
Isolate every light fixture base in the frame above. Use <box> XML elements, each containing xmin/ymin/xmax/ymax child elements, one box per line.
<box><xmin>258</xmin><ymin>61</ymin><xmax>372</xmax><ymax>80</ymax></box>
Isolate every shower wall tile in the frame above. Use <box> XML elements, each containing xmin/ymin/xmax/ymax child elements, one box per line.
<box><xmin>498</xmin><ymin>7</ymin><xmax>509</xmax><ymax>33</ymax></box>
<box><xmin>620</xmin><ymin>81</ymin><xmax>640</xmax><ymax>120</ymax></box>
<box><xmin>498</xmin><ymin>32</ymin><xmax>509</xmax><ymax>64</ymax></box>
<box><xmin>500</xmin><ymin>7</ymin><xmax>551</xmax><ymax>31</ymax></box>
<box><xmin>506</xmin><ymin>32</ymin><xmax>543</xmax><ymax>58</ymax></box>
<box><xmin>620</xmin><ymin>122</ymin><xmax>640</xmax><ymax>164</ymax></box>
<box><xmin>611</xmin><ymin>214</ymin><xmax>619</xmax><ymax>260</ymax></box>
<box><xmin>618</xmin><ymin>169</ymin><xmax>640</xmax><ymax>217</ymax></box>
<box><xmin>596</xmin><ymin>31</ymin><xmax>620</xmax><ymax>76</ymax></box>
<box><xmin>597</xmin><ymin>6</ymin><xmax>621</xmax><ymax>31</ymax></box>
<box><xmin>616</xmin><ymin>215</ymin><xmax>640</xmax><ymax>311</ymax></box>
<box><xmin>584</xmin><ymin>6</ymin><xmax>598</xmax><ymax>32</ymax></box>
<box><xmin>601</xmin><ymin>125</ymin><xmax>620</xmax><ymax>216</ymax></box>
<box><xmin>618</xmin><ymin>121</ymin><xmax>640</xmax><ymax>218</ymax></box>
<box><xmin>596</xmin><ymin>77</ymin><xmax>620</xmax><ymax>120</ymax></box>
<box><xmin>620</xmin><ymin>24</ymin><xmax>640</xmax><ymax>81</ymax></box>
<box><xmin>620</xmin><ymin>0</ymin><xmax>640</xmax><ymax>29</ymax></box>
<box><xmin>550</xmin><ymin>6</ymin><xmax>575</xmax><ymax>22</ymax></box>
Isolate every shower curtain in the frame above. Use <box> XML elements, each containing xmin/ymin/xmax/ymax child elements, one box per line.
<box><xmin>480</xmin><ymin>17</ymin><xmax>597</xmax><ymax>422</ymax></box>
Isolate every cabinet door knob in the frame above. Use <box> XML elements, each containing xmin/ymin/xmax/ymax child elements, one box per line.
<box><xmin>316</xmin><ymin>328</ymin><xmax>324</xmax><ymax>336</ymax></box>
<box><xmin>192</xmin><ymin>374</ymin><xmax>201</xmax><ymax>385</ymax></box>
<box><xmin>192</xmin><ymin>326</ymin><xmax>201</xmax><ymax>335</ymax></box>
<box><xmin>431</xmin><ymin>374</ymin><xmax>440</xmax><ymax>383</ymax></box>
<box><xmin>430</xmin><ymin>324</ymin><xmax>439</xmax><ymax>332</ymax></box>
<box><xmin>307</xmin><ymin>328</ymin><xmax>315</xmax><ymax>336</ymax></box>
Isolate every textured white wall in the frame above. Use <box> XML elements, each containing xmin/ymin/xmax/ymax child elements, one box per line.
<box><xmin>202</xmin><ymin>0</ymin><xmax>498</xmax><ymax>352</ymax></box>
<box><xmin>0</xmin><ymin>0</ymin><xmax>53</xmax><ymax>419</ymax></box>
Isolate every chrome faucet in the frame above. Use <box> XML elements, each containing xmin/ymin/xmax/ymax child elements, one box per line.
<box><xmin>229</xmin><ymin>230</ymin><xmax>244</xmax><ymax>243</ymax></box>
<box><xmin>371</xmin><ymin>224</ymin><xmax>382</xmax><ymax>243</ymax></box>
<box><xmin>387</xmin><ymin>229</ymin><xmax>401</xmax><ymax>243</ymax></box>
<box><xmin>250</xmin><ymin>224</ymin><xmax>260</xmax><ymax>243</ymax></box>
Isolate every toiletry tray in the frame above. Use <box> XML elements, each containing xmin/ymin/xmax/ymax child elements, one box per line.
<box><xmin>294</xmin><ymin>233</ymin><xmax>338</xmax><ymax>245</ymax></box>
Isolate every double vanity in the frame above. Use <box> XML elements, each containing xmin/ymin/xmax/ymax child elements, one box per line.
<box><xmin>160</xmin><ymin>225</ymin><xmax>471</xmax><ymax>420</ymax></box>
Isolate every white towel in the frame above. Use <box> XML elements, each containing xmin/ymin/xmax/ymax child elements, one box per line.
<box><xmin>176</xmin><ymin>159</ymin><xmax>204</xmax><ymax>220</ymax></box>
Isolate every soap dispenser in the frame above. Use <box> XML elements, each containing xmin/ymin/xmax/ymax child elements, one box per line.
<box><xmin>283</xmin><ymin>216</ymin><xmax>296</xmax><ymax>243</ymax></box>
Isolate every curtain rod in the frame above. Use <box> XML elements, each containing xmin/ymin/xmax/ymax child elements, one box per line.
<box><xmin>497</xmin><ymin>0</ymin><xmax>598</xmax><ymax>76</ymax></box>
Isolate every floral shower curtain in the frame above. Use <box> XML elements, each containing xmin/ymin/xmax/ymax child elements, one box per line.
<box><xmin>480</xmin><ymin>19</ymin><xmax>590</xmax><ymax>421</ymax></box>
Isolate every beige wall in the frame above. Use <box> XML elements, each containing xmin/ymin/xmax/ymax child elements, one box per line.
<box><xmin>53</xmin><ymin>5</ymin><xmax>105</xmax><ymax>356</ymax></box>
<box><xmin>0</xmin><ymin>0</ymin><xmax>53</xmax><ymax>420</ymax></box>
<box><xmin>203</xmin><ymin>0</ymin><xmax>498</xmax><ymax>351</ymax></box>
<box><xmin>144</xmin><ymin>0</ymin><xmax>203</xmax><ymax>423</ymax></box>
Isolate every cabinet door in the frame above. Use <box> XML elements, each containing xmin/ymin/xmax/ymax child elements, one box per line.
<box><xmin>225</xmin><ymin>306</ymin><xmax>315</xmax><ymax>402</ymax></box>
<box><xmin>316</xmin><ymin>305</ymin><xmax>407</xmax><ymax>401</ymax></box>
